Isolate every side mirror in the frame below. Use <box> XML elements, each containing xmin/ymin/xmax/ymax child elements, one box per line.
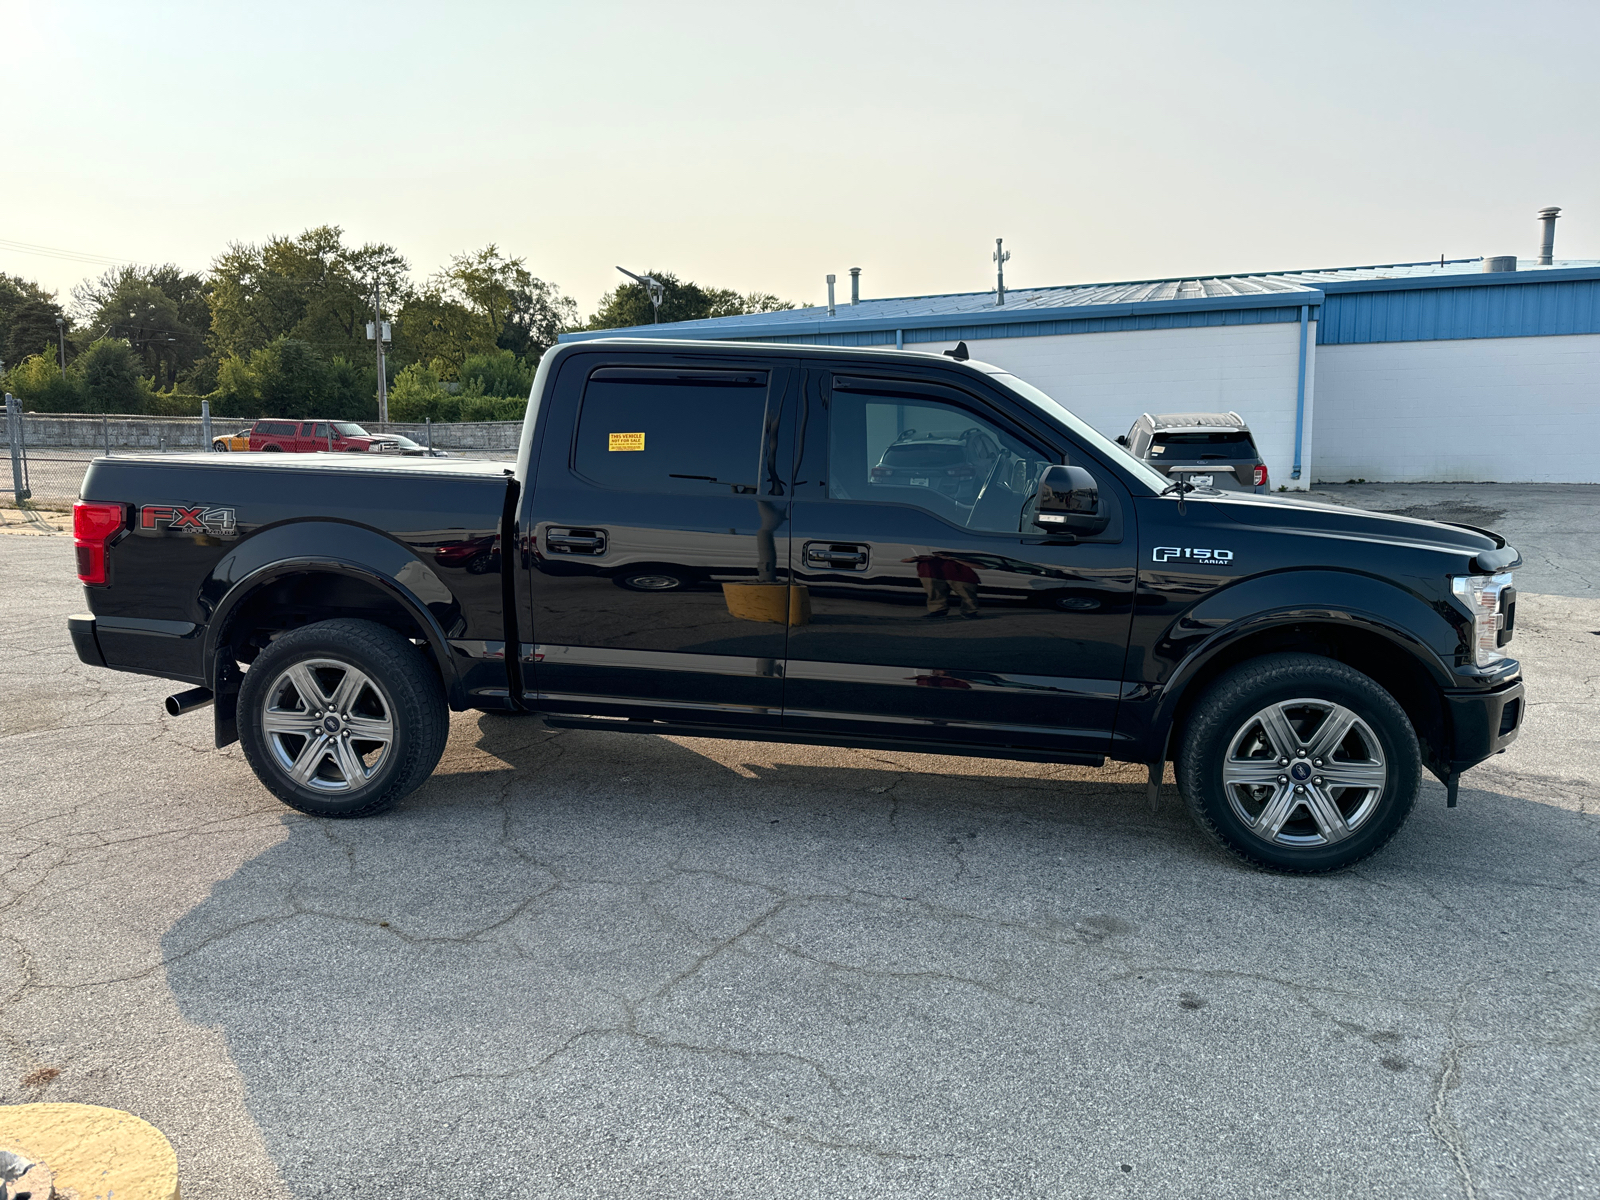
<box><xmin>1033</xmin><ymin>465</ymin><xmax>1110</xmax><ymax>536</ymax></box>
<box><xmin>1115</xmin><ymin>435</ymin><xmax>1128</xmax><ymax>446</ymax></box>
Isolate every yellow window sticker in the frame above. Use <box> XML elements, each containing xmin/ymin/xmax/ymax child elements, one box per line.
<box><xmin>609</xmin><ymin>432</ymin><xmax>646</xmax><ymax>451</ymax></box>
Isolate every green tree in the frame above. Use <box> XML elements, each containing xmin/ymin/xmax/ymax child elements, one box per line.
<box><xmin>458</xmin><ymin>348</ymin><xmax>534</xmax><ymax>399</ymax></box>
<box><xmin>1</xmin><ymin>350</ymin><xmax>81</xmax><ymax>411</ymax></box>
<box><xmin>207</xmin><ymin>226</ymin><xmax>408</xmax><ymax>365</ymax></box>
<box><xmin>77</xmin><ymin>339</ymin><xmax>149</xmax><ymax>413</ymax></box>
<box><xmin>72</xmin><ymin>265</ymin><xmax>210</xmax><ymax>390</ymax></box>
<box><xmin>0</xmin><ymin>275</ymin><xmax>69</xmax><ymax>373</ymax></box>
<box><xmin>585</xmin><ymin>270</ymin><xmax>796</xmax><ymax>330</ymax></box>
<box><xmin>214</xmin><ymin>338</ymin><xmax>375</xmax><ymax>422</ymax></box>
<box><xmin>393</xmin><ymin>246</ymin><xmax>574</xmax><ymax>377</ymax></box>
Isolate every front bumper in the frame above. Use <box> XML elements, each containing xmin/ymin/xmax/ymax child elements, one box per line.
<box><xmin>1443</xmin><ymin>676</ymin><xmax>1524</xmax><ymax>773</ymax></box>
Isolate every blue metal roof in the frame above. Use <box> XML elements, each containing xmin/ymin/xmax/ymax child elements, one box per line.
<box><xmin>559</xmin><ymin>258</ymin><xmax>1600</xmax><ymax>346</ymax></box>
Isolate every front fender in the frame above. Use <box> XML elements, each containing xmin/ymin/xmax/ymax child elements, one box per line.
<box><xmin>200</xmin><ymin>521</ymin><xmax>464</xmax><ymax>704</ymax></box>
<box><xmin>1146</xmin><ymin>569</ymin><xmax>1460</xmax><ymax>751</ymax></box>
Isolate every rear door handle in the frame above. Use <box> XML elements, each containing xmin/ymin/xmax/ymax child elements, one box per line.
<box><xmin>546</xmin><ymin>527</ymin><xmax>607</xmax><ymax>555</ymax></box>
<box><xmin>805</xmin><ymin>542</ymin><xmax>869</xmax><ymax>570</ymax></box>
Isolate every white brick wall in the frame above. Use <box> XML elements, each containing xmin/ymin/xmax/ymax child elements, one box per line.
<box><xmin>1313</xmin><ymin>334</ymin><xmax>1600</xmax><ymax>483</ymax></box>
<box><xmin>920</xmin><ymin>320</ymin><xmax>1314</xmax><ymax>489</ymax></box>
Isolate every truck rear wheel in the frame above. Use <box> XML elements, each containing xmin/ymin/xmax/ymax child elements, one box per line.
<box><xmin>237</xmin><ymin>618</ymin><xmax>448</xmax><ymax>818</ymax></box>
<box><xmin>1176</xmin><ymin>653</ymin><xmax>1420</xmax><ymax>873</ymax></box>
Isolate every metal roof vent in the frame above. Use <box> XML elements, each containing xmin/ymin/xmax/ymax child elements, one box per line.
<box><xmin>826</xmin><ymin>274</ymin><xmax>836</xmax><ymax>316</ymax></box>
<box><xmin>1538</xmin><ymin>207</ymin><xmax>1561</xmax><ymax>265</ymax></box>
<box><xmin>849</xmin><ymin>267</ymin><xmax>861</xmax><ymax>305</ymax></box>
<box><xmin>1482</xmin><ymin>256</ymin><xmax>1518</xmax><ymax>272</ymax></box>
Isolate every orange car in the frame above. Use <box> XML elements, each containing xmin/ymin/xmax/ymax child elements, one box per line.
<box><xmin>211</xmin><ymin>427</ymin><xmax>252</xmax><ymax>452</ymax></box>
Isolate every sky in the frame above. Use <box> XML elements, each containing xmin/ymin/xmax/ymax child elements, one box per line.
<box><xmin>5</xmin><ymin>0</ymin><xmax>1599</xmax><ymax>318</ymax></box>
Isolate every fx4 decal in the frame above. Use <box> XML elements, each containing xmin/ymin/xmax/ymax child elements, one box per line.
<box><xmin>139</xmin><ymin>505</ymin><xmax>238</xmax><ymax>538</ymax></box>
<box><xmin>1153</xmin><ymin>546</ymin><xmax>1234</xmax><ymax>566</ymax></box>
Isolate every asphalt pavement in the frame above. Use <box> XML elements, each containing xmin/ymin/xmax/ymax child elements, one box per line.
<box><xmin>1</xmin><ymin>488</ymin><xmax>1597</xmax><ymax>1199</ymax></box>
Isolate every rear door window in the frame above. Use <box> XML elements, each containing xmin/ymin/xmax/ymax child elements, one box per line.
<box><xmin>574</xmin><ymin>367</ymin><xmax>771</xmax><ymax>495</ymax></box>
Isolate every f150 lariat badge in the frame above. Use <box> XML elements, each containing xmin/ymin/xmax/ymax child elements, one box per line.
<box><xmin>139</xmin><ymin>504</ymin><xmax>238</xmax><ymax>538</ymax></box>
<box><xmin>1153</xmin><ymin>546</ymin><xmax>1234</xmax><ymax>566</ymax></box>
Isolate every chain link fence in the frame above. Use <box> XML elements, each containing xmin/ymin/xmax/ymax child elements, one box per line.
<box><xmin>2</xmin><ymin>403</ymin><xmax>519</xmax><ymax>510</ymax></box>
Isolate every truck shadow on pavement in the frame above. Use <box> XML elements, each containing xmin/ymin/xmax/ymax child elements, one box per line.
<box><xmin>161</xmin><ymin>713</ymin><xmax>1600</xmax><ymax>1199</ymax></box>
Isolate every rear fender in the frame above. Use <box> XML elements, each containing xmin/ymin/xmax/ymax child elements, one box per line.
<box><xmin>201</xmin><ymin>521</ymin><xmax>464</xmax><ymax>704</ymax></box>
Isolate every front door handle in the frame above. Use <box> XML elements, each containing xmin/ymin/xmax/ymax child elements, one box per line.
<box><xmin>547</xmin><ymin>527</ymin><xmax>607</xmax><ymax>555</ymax></box>
<box><xmin>805</xmin><ymin>542</ymin><xmax>869</xmax><ymax>570</ymax></box>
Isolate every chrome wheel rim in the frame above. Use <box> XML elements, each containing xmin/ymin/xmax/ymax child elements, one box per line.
<box><xmin>626</xmin><ymin>574</ymin><xmax>681</xmax><ymax>590</ymax></box>
<box><xmin>261</xmin><ymin>658</ymin><xmax>394</xmax><ymax>793</ymax></box>
<box><xmin>1222</xmin><ymin>698</ymin><xmax>1386</xmax><ymax>847</ymax></box>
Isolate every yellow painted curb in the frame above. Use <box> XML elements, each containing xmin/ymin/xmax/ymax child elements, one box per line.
<box><xmin>722</xmin><ymin>583</ymin><xmax>812</xmax><ymax>626</ymax></box>
<box><xmin>0</xmin><ymin>1103</ymin><xmax>179</xmax><ymax>1200</ymax></box>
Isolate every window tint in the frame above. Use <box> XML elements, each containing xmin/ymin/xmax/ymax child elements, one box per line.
<box><xmin>259</xmin><ymin>422</ymin><xmax>296</xmax><ymax>437</ymax></box>
<box><xmin>827</xmin><ymin>388</ymin><xmax>1054</xmax><ymax>534</ymax></box>
<box><xmin>574</xmin><ymin>367</ymin><xmax>770</xmax><ymax>495</ymax></box>
<box><xmin>311</xmin><ymin>423</ymin><xmax>329</xmax><ymax>439</ymax></box>
<box><xmin>1149</xmin><ymin>430</ymin><xmax>1257</xmax><ymax>459</ymax></box>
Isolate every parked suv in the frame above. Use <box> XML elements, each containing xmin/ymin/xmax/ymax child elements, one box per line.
<box><xmin>1118</xmin><ymin>411</ymin><xmax>1268</xmax><ymax>493</ymax></box>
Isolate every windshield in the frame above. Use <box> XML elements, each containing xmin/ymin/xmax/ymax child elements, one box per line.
<box><xmin>333</xmin><ymin>423</ymin><xmax>370</xmax><ymax>437</ymax></box>
<box><xmin>390</xmin><ymin>435</ymin><xmax>421</xmax><ymax>449</ymax></box>
<box><xmin>984</xmin><ymin>371</ymin><xmax>1169</xmax><ymax>493</ymax></box>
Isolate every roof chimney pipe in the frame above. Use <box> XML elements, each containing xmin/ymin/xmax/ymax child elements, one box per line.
<box><xmin>849</xmin><ymin>267</ymin><xmax>860</xmax><ymax>305</ymax></box>
<box><xmin>826</xmin><ymin>274</ymin><xmax>836</xmax><ymax>317</ymax></box>
<box><xmin>1538</xmin><ymin>207</ymin><xmax>1560</xmax><ymax>265</ymax></box>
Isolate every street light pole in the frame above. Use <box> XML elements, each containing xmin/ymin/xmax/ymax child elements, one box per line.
<box><xmin>55</xmin><ymin>317</ymin><xmax>66</xmax><ymax>373</ymax></box>
<box><xmin>616</xmin><ymin>266</ymin><xmax>665</xmax><ymax>325</ymax></box>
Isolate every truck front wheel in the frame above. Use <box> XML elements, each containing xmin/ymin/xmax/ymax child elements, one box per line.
<box><xmin>237</xmin><ymin>618</ymin><xmax>448</xmax><ymax>818</ymax></box>
<box><xmin>1177</xmin><ymin>653</ymin><xmax>1421</xmax><ymax>873</ymax></box>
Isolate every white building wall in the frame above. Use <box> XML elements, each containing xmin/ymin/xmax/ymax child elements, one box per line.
<box><xmin>1313</xmin><ymin>333</ymin><xmax>1600</xmax><ymax>483</ymax></box>
<box><xmin>919</xmin><ymin>319</ymin><xmax>1314</xmax><ymax>489</ymax></box>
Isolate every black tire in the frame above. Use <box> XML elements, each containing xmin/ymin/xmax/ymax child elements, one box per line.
<box><xmin>237</xmin><ymin>618</ymin><xmax>448</xmax><ymax>818</ymax></box>
<box><xmin>262</xmin><ymin>444</ymin><xmax>283</xmax><ymax>451</ymax></box>
<box><xmin>613</xmin><ymin>568</ymin><xmax>694</xmax><ymax>592</ymax></box>
<box><xmin>1176</xmin><ymin>653</ymin><xmax>1420</xmax><ymax>873</ymax></box>
<box><xmin>212</xmin><ymin>441</ymin><xmax>229</xmax><ymax>453</ymax></box>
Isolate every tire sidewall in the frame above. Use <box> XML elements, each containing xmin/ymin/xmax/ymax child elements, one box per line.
<box><xmin>238</xmin><ymin>625</ymin><xmax>424</xmax><ymax>816</ymax></box>
<box><xmin>1182</xmin><ymin>660</ymin><xmax>1421</xmax><ymax>872</ymax></box>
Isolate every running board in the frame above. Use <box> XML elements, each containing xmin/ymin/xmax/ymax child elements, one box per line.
<box><xmin>539</xmin><ymin>714</ymin><xmax>1105</xmax><ymax>767</ymax></box>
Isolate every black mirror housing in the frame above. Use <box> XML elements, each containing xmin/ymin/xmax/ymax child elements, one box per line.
<box><xmin>1033</xmin><ymin>465</ymin><xmax>1110</xmax><ymax>536</ymax></box>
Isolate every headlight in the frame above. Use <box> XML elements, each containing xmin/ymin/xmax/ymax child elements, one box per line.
<box><xmin>1451</xmin><ymin>572</ymin><xmax>1513</xmax><ymax>667</ymax></box>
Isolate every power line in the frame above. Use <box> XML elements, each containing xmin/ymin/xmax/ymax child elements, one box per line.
<box><xmin>0</xmin><ymin>238</ymin><xmax>135</xmax><ymax>268</ymax></box>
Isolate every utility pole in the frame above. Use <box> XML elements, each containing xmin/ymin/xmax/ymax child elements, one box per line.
<box><xmin>994</xmin><ymin>238</ymin><xmax>1010</xmax><ymax>306</ymax></box>
<box><xmin>368</xmin><ymin>281</ymin><xmax>390</xmax><ymax>423</ymax></box>
<box><xmin>55</xmin><ymin>317</ymin><xmax>66</xmax><ymax>373</ymax></box>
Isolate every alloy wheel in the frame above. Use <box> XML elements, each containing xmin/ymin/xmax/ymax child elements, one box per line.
<box><xmin>1221</xmin><ymin>698</ymin><xmax>1387</xmax><ymax>847</ymax></box>
<box><xmin>260</xmin><ymin>658</ymin><xmax>395</xmax><ymax>793</ymax></box>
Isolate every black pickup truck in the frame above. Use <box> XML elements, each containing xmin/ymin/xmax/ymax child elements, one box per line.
<box><xmin>66</xmin><ymin>339</ymin><xmax>1524</xmax><ymax>872</ymax></box>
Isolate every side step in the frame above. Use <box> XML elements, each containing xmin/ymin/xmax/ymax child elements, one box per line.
<box><xmin>539</xmin><ymin>714</ymin><xmax>1105</xmax><ymax>768</ymax></box>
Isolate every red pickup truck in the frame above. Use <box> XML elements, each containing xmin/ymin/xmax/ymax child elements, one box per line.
<box><xmin>211</xmin><ymin>420</ymin><xmax>446</xmax><ymax>456</ymax></box>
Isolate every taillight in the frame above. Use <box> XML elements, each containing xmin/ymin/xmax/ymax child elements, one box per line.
<box><xmin>73</xmin><ymin>501</ymin><xmax>125</xmax><ymax>585</ymax></box>
<box><xmin>870</xmin><ymin>467</ymin><xmax>892</xmax><ymax>478</ymax></box>
<box><xmin>1253</xmin><ymin>464</ymin><xmax>1268</xmax><ymax>488</ymax></box>
<box><xmin>947</xmin><ymin>465</ymin><xmax>976</xmax><ymax>477</ymax></box>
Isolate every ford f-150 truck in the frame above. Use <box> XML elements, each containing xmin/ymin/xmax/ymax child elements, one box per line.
<box><xmin>66</xmin><ymin>340</ymin><xmax>1524</xmax><ymax>873</ymax></box>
